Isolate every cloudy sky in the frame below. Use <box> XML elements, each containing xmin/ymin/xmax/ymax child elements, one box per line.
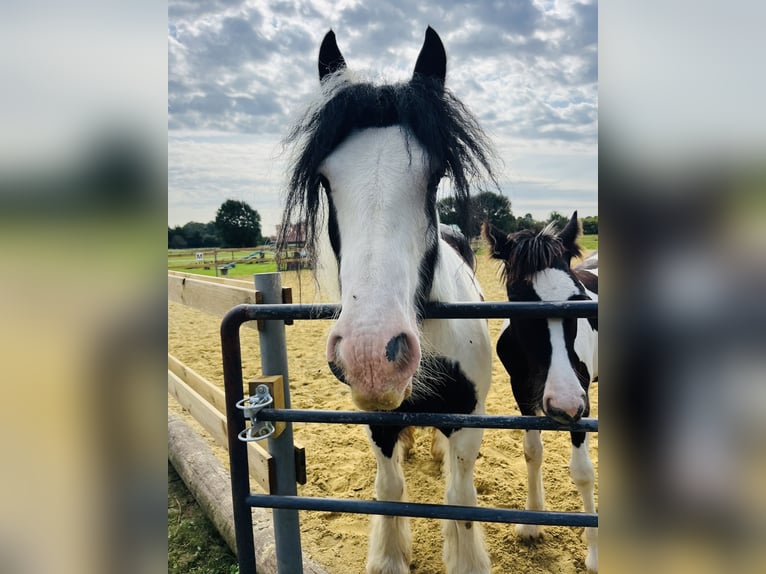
<box><xmin>168</xmin><ymin>0</ymin><xmax>597</xmax><ymax>236</ymax></box>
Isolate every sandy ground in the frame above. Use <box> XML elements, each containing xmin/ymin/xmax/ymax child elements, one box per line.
<box><xmin>168</xmin><ymin>253</ymin><xmax>598</xmax><ymax>574</ymax></box>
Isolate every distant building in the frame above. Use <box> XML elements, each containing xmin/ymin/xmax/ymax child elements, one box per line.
<box><xmin>275</xmin><ymin>222</ymin><xmax>306</xmax><ymax>245</ymax></box>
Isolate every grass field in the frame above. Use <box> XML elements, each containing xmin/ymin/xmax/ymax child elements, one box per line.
<box><xmin>168</xmin><ymin>247</ymin><xmax>278</xmax><ymax>277</ymax></box>
<box><xmin>579</xmin><ymin>234</ymin><xmax>598</xmax><ymax>251</ymax></box>
<box><xmin>180</xmin><ymin>260</ymin><xmax>279</xmax><ymax>277</ymax></box>
<box><xmin>168</xmin><ymin>463</ymin><xmax>238</xmax><ymax>574</ymax></box>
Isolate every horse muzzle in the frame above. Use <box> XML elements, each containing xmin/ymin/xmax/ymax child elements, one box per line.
<box><xmin>543</xmin><ymin>393</ymin><xmax>587</xmax><ymax>424</ymax></box>
<box><xmin>326</xmin><ymin>329</ymin><xmax>420</xmax><ymax>411</ymax></box>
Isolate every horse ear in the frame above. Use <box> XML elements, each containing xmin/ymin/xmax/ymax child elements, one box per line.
<box><xmin>482</xmin><ymin>222</ymin><xmax>512</xmax><ymax>260</ymax></box>
<box><xmin>318</xmin><ymin>30</ymin><xmax>347</xmax><ymax>82</ymax></box>
<box><xmin>413</xmin><ymin>26</ymin><xmax>446</xmax><ymax>84</ymax></box>
<box><xmin>558</xmin><ymin>211</ymin><xmax>582</xmax><ymax>257</ymax></box>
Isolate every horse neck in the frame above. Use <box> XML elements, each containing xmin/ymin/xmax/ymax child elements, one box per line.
<box><xmin>428</xmin><ymin>238</ymin><xmax>481</xmax><ymax>301</ymax></box>
<box><xmin>420</xmin><ymin>239</ymin><xmax>484</xmax><ymax>350</ymax></box>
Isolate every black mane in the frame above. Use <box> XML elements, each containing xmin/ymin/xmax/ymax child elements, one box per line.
<box><xmin>279</xmin><ymin>72</ymin><xmax>498</xmax><ymax>259</ymax></box>
<box><xmin>502</xmin><ymin>224</ymin><xmax>582</xmax><ymax>286</ymax></box>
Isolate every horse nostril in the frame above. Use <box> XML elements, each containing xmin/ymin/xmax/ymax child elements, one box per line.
<box><xmin>548</xmin><ymin>405</ymin><xmax>573</xmax><ymax>423</ymax></box>
<box><xmin>328</xmin><ymin>361</ymin><xmax>348</xmax><ymax>385</ymax></box>
<box><xmin>385</xmin><ymin>333</ymin><xmax>409</xmax><ymax>364</ymax></box>
<box><xmin>573</xmin><ymin>403</ymin><xmax>585</xmax><ymax>422</ymax></box>
<box><xmin>327</xmin><ymin>333</ymin><xmax>343</xmax><ymax>362</ymax></box>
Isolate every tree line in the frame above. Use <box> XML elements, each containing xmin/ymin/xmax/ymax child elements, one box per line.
<box><xmin>168</xmin><ymin>199</ymin><xmax>264</xmax><ymax>249</ymax></box>
<box><xmin>169</xmin><ymin>193</ymin><xmax>597</xmax><ymax>249</ymax></box>
<box><xmin>437</xmin><ymin>191</ymin><xmax>596</xmax><ymax>235</ymax></box>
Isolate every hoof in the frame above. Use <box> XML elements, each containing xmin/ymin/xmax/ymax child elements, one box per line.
<box><xmin>516</xmin><ymin>523</ymin><xmax>544</xmax><ymax>542</ymax></box>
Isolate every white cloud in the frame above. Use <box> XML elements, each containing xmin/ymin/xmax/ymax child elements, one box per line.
<box><xmin>168</xmin><ymin>0</ymin><xmax>598</xmax><ymax>228</ymax></box>
<box><xmin>168</xmin><ymin>132</ymin><xmax>288</xmax><ymax>234</ymax></box>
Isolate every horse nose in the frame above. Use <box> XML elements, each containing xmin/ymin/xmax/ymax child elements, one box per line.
<box><xmin>544</xmin><ymin>396</ymin><xmax>586</xmax><ymax>423</ymax></box>
<box><xmin>327</xmin><ymin>327</ymin><xmax>420</xmax><ymax>374</ymax></box>
<box><xmin>325</xmin><ymin>325</ymin><xmax>420</xmax><ymax>410</ymax></box>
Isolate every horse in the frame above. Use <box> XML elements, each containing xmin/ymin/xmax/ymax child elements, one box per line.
<box><xmin>483</xmin><ymin>212</ymin><xmax>599</xmax><ymax>573</ymax></box>
<box><xmin>279</xmin><ymin>27</ymin><xmax>497</xmax><ymax>574</ymax></box>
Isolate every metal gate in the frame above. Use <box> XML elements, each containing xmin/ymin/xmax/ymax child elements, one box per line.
<box><xmin>221</xmin><ymin>273</ymin><xmax>598</xmax><ymax>574</ymax></box>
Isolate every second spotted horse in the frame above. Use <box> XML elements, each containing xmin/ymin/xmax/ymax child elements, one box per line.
<box><xmin>483</xmin><ymin>212</ymin><xmax>599</xmax><ymax>572</ymax></box>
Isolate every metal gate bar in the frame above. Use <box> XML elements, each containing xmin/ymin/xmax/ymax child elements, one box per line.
<box><xmin>255</xmin><ymin>408</ymin><xmax>598</xmax><ymax>432</ymax></box>
<box><xmin>246</xmin><ymin>494</ymin><xmax>598</xmax><ymax>527</ymax></box>
<box><xmin>225</xmin><ymin>300</ymin><xmax>597</xmax><ymax>322</ymax></box>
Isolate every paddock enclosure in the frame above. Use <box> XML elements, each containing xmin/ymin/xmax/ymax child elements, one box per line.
<box><xmin>168</xmin><ymin>252</ymin><xmax>598</xmax><ymax>574</ymax></box>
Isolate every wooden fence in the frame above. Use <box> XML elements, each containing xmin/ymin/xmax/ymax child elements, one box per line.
<box><xmin>167</xmin><ymin>270</ymin><xmax>306</xmax><ymax>493</ymax></box>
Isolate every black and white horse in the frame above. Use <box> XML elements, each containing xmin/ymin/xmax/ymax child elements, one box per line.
<box><xmin>280</xmin><ymin>28</ymin><xmax>497</xmax><ymax>574</ymax></box>
<box><xmin>484</xmin><ymin>212</ymin><xmax>598</xmax><ymax>572</ymax></box>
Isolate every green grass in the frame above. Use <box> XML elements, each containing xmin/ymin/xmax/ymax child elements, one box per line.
<box><xmin>168</xmin><ymin>247</ymin><xmax>279</xmax><ymax>278</ymax></box>
<box><xmin>182</xmin><ymin>260</ymin><xmax>279</xmax><ymax>278</ymax></box>
<box><xmin>168</xmin><ymin>463</ymin><xmax>239</xmax><ymax>574</ymax></box>
<box><xmin>579</xmin><ymin>234</ymin><xmax>598</xmax><ymax>251</ymax></box>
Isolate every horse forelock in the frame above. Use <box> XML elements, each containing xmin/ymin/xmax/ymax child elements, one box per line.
<box><xmin>278</xmin><ymin>70</ymin><xmax>498</xmax><ymax>262</ymax></box>
<box><xmin>501</xmin><ymin>227</ymin><xmax>566</xmax><ymax>287</ymax></box>
<box><xmin>499</xmin><ymin>219</ymin><xmax>590</xmax><ymax>291</ymax></box>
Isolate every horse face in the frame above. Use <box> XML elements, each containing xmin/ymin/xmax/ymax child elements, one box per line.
<box><xmin>522</xmin><ymin>269</ymin><xmax>592</xmax><ymax>423</ymax></box>
<box><xmin>485</xmin><ymin>214</ymin><xmax>595</xmax><ymax>423</ymax></box>
<box><xmin>312</xmin><ymin>28</ymin><xmax>450</xmax><ymax>411</ymax></box>
<box><xmin>321</xmin><ymin>128</ymin><xmax>439</xmax><ymax>410</ymax></box>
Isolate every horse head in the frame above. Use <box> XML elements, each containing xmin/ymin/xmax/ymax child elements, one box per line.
<box><xmin>485</xmin><ymin>212</ymin><xmax>597</xmax><ymax>423</ymax></box>
<box><xmin>281</xmin><ymin>26</ymin><xmax>494</xmax><ymax>411</ymax></box>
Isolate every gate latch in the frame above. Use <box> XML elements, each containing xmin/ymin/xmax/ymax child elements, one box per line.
<box><xmin>236</xmin><ymin>384</ymin><xmax>275</xmax><ymax>442</ymax></box>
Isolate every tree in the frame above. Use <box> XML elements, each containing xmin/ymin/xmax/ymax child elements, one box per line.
<box><xmin>582</xmin><ymin>215</ymin><xmax>598</xmax><ymax>235</ymax></box>
<box><xmin>515</xmin><ymin>213</ymin><xmax>541</xmax><ymax>232</ymax></box>
<box><xmin>202</xmin><ymin>221</ymin><xmax>220</xmax><ymax>246</ymax></box>
<box><xmin>471</xmin><ymin>191</ymin><xmax>515</xmax><ymax>236</ymax></box>
<box><xmin>546</xmin><ymin>211</ymin><xmax>569</xmax><ymax>230</ymax></box>
<box><xmin>168</xmin><ymin>225</ymin><xmax>185</xmax><ymax>249</ymax></box>
<box><xmin>214</xmin><ymin>199</ymin><xmax>263</xmax><ymax>247</ymax></box>
<box><xmin>181</xmin><ymin>222</ymin><xmax>205</xmax><ymax>247</ymax></box>
<box><xmin>169</xmin><ymin>233</ymin><xmax>187</xmax><ymax>249</ymax></box>
<box><xmin>437</xmin><ymin>191</ymin><xmax>514</xmax><ymax>237</ymax></box>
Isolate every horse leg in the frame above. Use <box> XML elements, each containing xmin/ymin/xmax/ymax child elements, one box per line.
<box><xmin>399</xmin><ymin>426</ymin><xmax>415</xmax><ymax>459</ymax></box>
<box><xmin>516</xmin><ymin>428</ymin><xmax>546</xmax><ymax>540</ymax></box>
<box><xmin>570</xmin><ymin>430</ymin><xmax>598</xmax><ymax>572</ymax></box>
<box><xmin>505</xmin><ymin>345</ymin><xmax>546</xmax><ymax>541</ymax></box>
<box><xmin>366</xmin><ymin>426</ymin><xmax>411</xmax><ymax>574</ymax></box>
<box><xmin>431</xmin><ymin>426</ymin><xmax>448</xmax><ymax>462</ymax></box>
<box><xmin>442</xmin><ymin>427</ymin><xmax>491</xmax><ymax>574</ymax></box>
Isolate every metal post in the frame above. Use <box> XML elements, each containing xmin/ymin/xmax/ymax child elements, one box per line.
<box><xmin>254</xmin><ymin>272</ymin><xmax>303</xmax><ymax>573</ymax></box>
